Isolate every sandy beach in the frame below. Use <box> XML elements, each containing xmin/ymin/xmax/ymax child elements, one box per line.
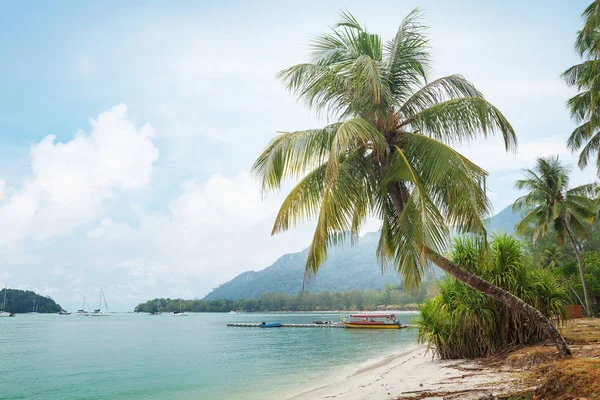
<box><xmin>287</xmin><ymin>346</ymin><xmax>521</xmax><ymax>400</ymax></box>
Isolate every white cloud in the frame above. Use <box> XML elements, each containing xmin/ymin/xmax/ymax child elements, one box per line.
<box><xmin>86</xmin><ymin>172</ymin><xmax>316</xmax><ymax>297</ymax></box>
<box><xmin>0</xmin><ymin>105</ymin><xmax>158</xmax><ymax>251</ymax></box>
<box><xmin>0</xmin><ymin>270</ymin><xmax>11</xmax><ymax>281</ymax></box>
<box><xmin>87</xmin><ymin>218</ymin><xmax>133</xmax><ymax>239</ymax></box>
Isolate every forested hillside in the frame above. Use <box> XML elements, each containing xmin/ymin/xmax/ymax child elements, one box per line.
<box><xmin>204</xmin><ymin>206</ymin><xmax>520</xmax><ymax>300</ymax></box>
<box><xmin>0</xmin><ymin>289</ymin><xmax>62</xmax><ymax>313</ymax></box>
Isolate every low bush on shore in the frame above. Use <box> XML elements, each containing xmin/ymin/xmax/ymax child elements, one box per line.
<box><xmin>415</xmin><ymin>235</ymin><xmax>568</xmax><ymax>359</ymax></box>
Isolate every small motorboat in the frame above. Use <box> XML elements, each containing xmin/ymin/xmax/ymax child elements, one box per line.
<box><xmin>343</xmin><ymin>313</ymin><xmax>402</xmax><ymax>329</ymax></box>
<box><xmin>58</xmin><ymin>310</ymin><xmax>71</xmax><ymax>315</ymax></box>
<box><xmin>258</xmin><ymin>322</ymin><xmax>282</xmax><ymax>328</ymax></box>
<box><xmin>313</xmin><ymin>320</ymin><xmax>333</xmax><ymax>325</ymax></box>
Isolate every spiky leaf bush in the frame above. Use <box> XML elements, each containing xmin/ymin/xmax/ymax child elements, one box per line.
<box><xmin>416</xmin><ymin>234</ymin><xmax>568</xmax><ymax>359</ymax></box>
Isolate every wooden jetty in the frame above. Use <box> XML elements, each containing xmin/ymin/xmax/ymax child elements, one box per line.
<box><xmin>227</xmin><ymin>323</ymin><xmax>346</xmax><ymax>328</ymax></box>
<box><xmin>227</xmin><ymin>323</ymin><xmax>412</xmax><ymax>329</ymax></box>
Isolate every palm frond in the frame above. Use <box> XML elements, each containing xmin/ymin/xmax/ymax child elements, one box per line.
<box><xmin>405</xmin><ymin>97</ymin><xmax>517</xmax><ymax>151</ymax></box>
<box><xmin>251</xmin><ymin>123</ymin><xmax>340</xmax><ymax>193</ymax></box>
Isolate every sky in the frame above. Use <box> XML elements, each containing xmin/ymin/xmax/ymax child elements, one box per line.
<box><xmin>0</xmin><ymin>0</ymin><xmax>596</xmax><ymax>311</ymax></box>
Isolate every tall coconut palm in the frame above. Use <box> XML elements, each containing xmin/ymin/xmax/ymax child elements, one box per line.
<box><xmin>563</xmin><ymin>1</ymin><xmax>600</xmax><ymax>173</ymax></box>
<box><xmin>252</xmin><ymin>10</ymin><xmax>571</xmax><ymax>356</ymax></box>
<box><xmin>514</xmin><ymin>156</ymin><xmax>596</xmax><ymax>315</ymax></box>
<box><xmin>542</xmin><ymin>244</ymin><xmax>565</xmax><ymax>270</ymax></box>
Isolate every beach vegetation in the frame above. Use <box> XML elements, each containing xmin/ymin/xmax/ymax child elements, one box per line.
<box><xmin>415</xmin><ymin>234</ymin><xmax>568</xmax><ymax>359</ymax></box>
<box><xmin>563</xmin><ymin>1</ymin><xmax>600</xmax><ymax>174</ymax></box>
<box><xmin>514</xmin><ymin>156</ymin><xmax>596</xmax><ymax>315</ymax></box>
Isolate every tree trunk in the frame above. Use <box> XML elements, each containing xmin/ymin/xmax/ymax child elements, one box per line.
<box><xmin>422</xmin><ymin>246</ymin><xmax>571</xmax><ymax>357</ymax></box>
<box><xmin>566</xmin><ymin>229</ymin><xmax>592</xmax><ymax>316</ymax></box>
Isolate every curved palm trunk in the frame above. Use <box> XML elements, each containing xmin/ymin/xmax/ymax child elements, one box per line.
<box><xmin>387</xmin><ymin>188</ymin><xmax>571</xmax><ymax>356</ymax></box>
<box><xmin>566</xmin><ymin>229</ymin><xmax>592</xmax><ymax>316</ymax></box>
<box><xmin>423</xmin><ymin>247</ymin><xmax>571</xmax><ymax>357</ymax></box>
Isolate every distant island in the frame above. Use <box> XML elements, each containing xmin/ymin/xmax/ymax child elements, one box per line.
<box><xmin>0</xmin><ymin>288</ymin><xmax>63</xmax><ymax>313</ymax></box>
<box><xmin>134</xmin><ymin>283</ymin><xmax>436</xmax><ymax>313</ymax></box>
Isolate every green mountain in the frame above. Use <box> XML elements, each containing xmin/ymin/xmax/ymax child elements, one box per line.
<box><xmin>485</xmin><ymin>205</ymin><xmax>521</xmax><ymax>234</ymax></box>
<box><xmin>204</xmin><ymin>206</ymin><xmax>521</xmax><ymax>300</ymax></box>
<box><xmin>204</xmin><ymin>231</ymin><xmax>403</xmax><ymax>300</ymax></box>
<box><xmin>0</xmin><ymin>289</ymin><xmax>63</xmax><ymax>313</ymax></box>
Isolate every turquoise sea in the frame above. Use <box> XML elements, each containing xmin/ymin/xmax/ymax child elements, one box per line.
<box><xmin>0</xmin><ymin>312</ymin><xmax>417</xmax><ymax>399</ymax></box>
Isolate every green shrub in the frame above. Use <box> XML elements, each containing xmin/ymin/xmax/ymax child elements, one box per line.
<box><xmin>416</xmin><ymin>234</ymin><xmax>568</xmax><ymax>359</ymax></box>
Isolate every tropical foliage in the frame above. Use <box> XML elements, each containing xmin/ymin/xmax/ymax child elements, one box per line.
<box><xmin>563</xmin><ymin>1</ymin><xmax>600</xmax><ymax>173</ymax></box>
<box><xmin>514</xmin><ymin>156</ymin><xmax>596</xmax><ymax>315</ymax></box>
<box><xmin>0</xmin><ymin>289</ymin><xmax>62</xmax><ymax>314</ymax></box>
<box><xmin>253</xmin><ymin>9</ymin><xmax>572</xmax><ymax>356</ymax></box>
<box><xmin>416</xmin><ymin>235</ymin><xmax>568</xmax><ymax>359</ymax></box>
<box><xmin>135</xmin><ymin>284</ymin><xmax>435</xmax><ymax>313</ymax></box>
<box><xmin>253</xmin><ymin>9</ymin><xmax>516</xmax><ymax>285</ymax></box>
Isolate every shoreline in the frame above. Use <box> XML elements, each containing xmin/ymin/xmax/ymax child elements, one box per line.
<box><xmin>285</xmin><ymin>345</ymin><xmax>520</xmax><ymax>400</ymax></box>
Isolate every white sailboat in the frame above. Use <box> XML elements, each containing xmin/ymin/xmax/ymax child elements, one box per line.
<box><xmin>76</xmin><ymin>296</ymin><xmax>90</xmax><ymax>315</ymax></box>
<box><xmin>0</xmin><ymin>283</ymin><xmax>15</xmax><ymax>317</ymax></box>
<box><xmin>89</xmin><ymin>287</ymin><xmax>110</xmax><ymax>316</ymax></box>
<box><xmin>149</xmin><ymin>298</ymin><xmax>162</xmax><ymax>315</ymax></box>
<box><xmin>29</xmin><ymin>296</ymin><xmax>39</xmax><ymax>315</ymax></box>
<box><xmin>172</xmin><ymin>299</ymin><xmax>187</xmax><ymax>316</ymax></box>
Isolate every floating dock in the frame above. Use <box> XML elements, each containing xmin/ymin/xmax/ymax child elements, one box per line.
<box><xmin>227</xmin><ymin>323</ymin><xmax>412</xmax><ymax>329</ymax></box>
<box><xmin>227</xmin><ymin>323</ymin><xmax>346</xmax><ymax>328</ymax></box>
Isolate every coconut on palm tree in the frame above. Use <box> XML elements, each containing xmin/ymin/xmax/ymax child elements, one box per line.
<box><xmin>562</xmin><ymin>1</ymin><xmax>600</xmax><ymax>173</ymax></box>
<box><xmin>514</xmin><ymin>156</ymin><xmax>596</xmax><ymax>315</ymax></box>
<box><xmin>252</xmin><ymin>10</ymin><xmax>571</xmax><ymax>356</ymax></box>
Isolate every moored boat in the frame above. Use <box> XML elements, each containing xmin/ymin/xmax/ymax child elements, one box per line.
<box><xmin>58</xmin><ymin>310</ymin><xmax>71</xmax><ymax>315</ymax></box>
<box><xmin>343</xmin><ymin>313</ymin><xmax>401</xmax><ymax>329</ymax></box>
<box><xmin>149</xmin><ymin>298</ymin><xmax>162</xmax><ymax>315</ymax></box>
<box><xmin>0</xmin><ymin>283</ymin><xmax>15</xmax><ymax>317</ymax></box>
<box><xmin>258</xmin><ymin>322</ymin><xmax>281</xmax><ymax>328</ymax></box>
<box><xmin>172</xmin><ymin>299</ymin><xmax>187</xmax><ymax>316</ymax></box>
<box><xmin>76</xmin><ymin>296</ymin><xmax>90</xmax><ymax>315</ymax></box>
<box><xmin>88</xmin><ymin>287</ymin><xmax>110</xmax><ymax>316</ymax></box>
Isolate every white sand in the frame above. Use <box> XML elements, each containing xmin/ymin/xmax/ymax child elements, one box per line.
<box><xmin>286</xmin><ymin>346</ymin><xmax>519</xmax><ymax>400</ymax></box>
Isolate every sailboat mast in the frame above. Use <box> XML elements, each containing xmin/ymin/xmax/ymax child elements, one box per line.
<box><xmin>99</xmin><ymin>287</ymin><xmax>103</xmax><ymax>311</ymax></box>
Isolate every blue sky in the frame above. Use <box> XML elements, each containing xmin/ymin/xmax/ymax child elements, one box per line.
<box><xmin>0</xmin><ymin>0</ymin><xmax>595</xmax><ymax>310</ymax></box>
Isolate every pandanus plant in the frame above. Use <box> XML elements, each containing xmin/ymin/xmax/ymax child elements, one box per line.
<box><xmin>252</xmin><ymin>10</ymin><xmax>571</xmax><ymax>356</ymax></box>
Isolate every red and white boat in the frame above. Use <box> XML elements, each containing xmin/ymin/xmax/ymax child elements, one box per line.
<box><xmin>343</xmin><ymin>313</ymin><xmax>401</xmax><ymax>329</ymax></box>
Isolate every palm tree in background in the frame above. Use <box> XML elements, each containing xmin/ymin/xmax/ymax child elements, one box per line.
<box><xmin>563</xmin><ymin>1</ymin><xmax>600</xmax><ymax>173</ymax></box>
<box><xmin>514</xmin><ymin>156</ymin><xmax>595</xmax><ymax>315</ymax></box>
<box><xmin>253</xmin><ymin>10</ymin><xmax>571</xmax><ymax>356</ymax></box>
<box><xmin>541</xmin><ymin>244</ymin><xmax>565</xmax><ymax>270</ymax></box>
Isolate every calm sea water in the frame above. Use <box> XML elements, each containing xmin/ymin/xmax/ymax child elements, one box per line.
<box><xmin>0</xmin><ymin>312</ymin><xmax>417</xmax><ymax>400</ymax></box>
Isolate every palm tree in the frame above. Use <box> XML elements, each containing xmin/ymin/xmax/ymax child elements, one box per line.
<box><xmin>541</xmin><ymin>244</ymin><xmax>565</xmax><ymax>270</ymax></box>
<box><xmin>563</xmin><ymin>1</ymin><xmax>600</xmax><ymax>173</ymax></box>
<box><xmin>252</xmin><ymin>10</ymin><xmax>571</xmax><ymax>356</ymax></box>
<box><xmin>514</xmin><ymin>156</ymin><xmax>595</xmax><ymax>316</ymax></box>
